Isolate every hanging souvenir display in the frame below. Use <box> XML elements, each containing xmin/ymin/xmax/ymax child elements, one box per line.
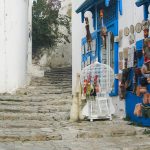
<box><xmin>85</xmin><ymin>17</ymin><xmax>92</xmax><ymax>51</ymax></box>
<box><xmin>100</xmin><ymin>9</ymin><xmax>107</xmax><ymax>49</ymax></box>
<box><xmin>132</xmin><ymin>22</ymin><xmax>150</xmax><ymax>119</ymax></box>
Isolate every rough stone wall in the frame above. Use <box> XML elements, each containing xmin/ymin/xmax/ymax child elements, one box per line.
<box><xmin>39</xmin><ymin>0</ymin><xmax>72</xmax><ymax>68</ymax></box>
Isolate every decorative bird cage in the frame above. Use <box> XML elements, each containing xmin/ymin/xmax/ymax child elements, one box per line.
<box><xmin>80</xmin><ymin>62</ymin><xmax>115</xmax><ymax>121</ymax></box>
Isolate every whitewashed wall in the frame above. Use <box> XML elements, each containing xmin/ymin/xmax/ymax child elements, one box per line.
<box><xmin>0</xmin><ymin>0</ymin><xmax>30</xmax><ymax>93</ymax></box>
<box><xmin>72</xmin><ymin>0</ymin><xmax>84</xmax><ymax>93</ymax></box>
<box><xmin>119</xmin><ymin>0</ymin><xmax>144</xmax><ymax>51</ymax></box>
<box><xmin>27</xmin><ymin>0</ymin><xmax>33</xmax><ymax>85</ymax></box>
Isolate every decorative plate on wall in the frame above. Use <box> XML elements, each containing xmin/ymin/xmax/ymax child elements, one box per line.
<box><xmin>135</xmin><ymin>23</ymin><xmax>142</xmax><ymax>33</ymax></box>
<box><xmin>130</xmin><ymin>25</ymin><xmax>134</xmax><ymax>34</ymax></box>
<box><xmin>124</xmin><ymin>27</ymin><xmax>130</xmax><ymax>36</ymax></box>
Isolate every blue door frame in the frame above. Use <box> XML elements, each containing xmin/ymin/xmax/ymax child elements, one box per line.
<box><xmin>97</xmin><ymin>1</ymin><xmax>119</xmax><ymax>96</ymax></box>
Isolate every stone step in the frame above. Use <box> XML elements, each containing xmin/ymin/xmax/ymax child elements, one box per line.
<box><xmin>44</xmin><ymin>73</ymin><xmax>72</xmax><ymax>77</ymax></box>
<box><xmin>0</xmin><ymin>104</ymin><xmax>71</xmax><ymax>114</ymax></box>
<box><xmin>0</xmin><ymin>112</ymin><xmax>69</xmax><ymax>121</ymax></box>
<box><xmin>0</xmin><ymin>128</ymin><xmax>62</xmax><ymax>142</ymax></box>
<box><xmin>0</xmin><ymin>95</ymin><xmax>72</xmax><ymax>102</ymax></box>
<box><xmin>0</xmin><ymin>120</ymin><xmax>59</xmax><ymax>128</ymax></box>
<box><xmin>0</xmin><ymin>122</ymin><xmax>138</xmax><ymax>142</ymax></box>
<box><xmin>27</xmin><ymin>86</ymin><xmax>72</xmax><ymax>91</ymax></box>
<box><xmin>42</xmin><ymin>78</ymin><xmax>72</xmax><ymax>82</ymax></box>
<box><xmin>31</xmin><ymin>80</ymin><xmax>72</xmax><ymax>84</ymax></box>
<box><xmin>50</xmin><ymin>67</ymin><xmax>72</xmax><ymax>70</ymax></box>
<box><xmin>0</xmin><ymin>99</ymin><xmax>71</xmax><ymax>107</ymax></box>
<box><xmin>23</xmin><ymin>88</ymin><xmax>72</xmax><ymax>93</ymax></box>
<box><xmin>45</xmin><ymin>69</ymin><xmax>72</xmax><ymax>73</ymax></box>
<box><xmin>32</xmin><ymin>77</ymin><xmax>71</xmax><ymax>80</ymax></box>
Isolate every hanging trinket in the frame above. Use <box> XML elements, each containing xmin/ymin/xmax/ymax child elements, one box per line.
<box><xmin>83</xmin><ymin>79</ymin><xmax>87</xmax><ymax>96</ymax></box>
<box><xmin>85</xmin><ymin>17</ymin><xmax>92</xmax><ymax>51</ymax></box>
<box><xmin>100</xmin><ymin>9</ymin><xmax>107</xmax><ymax>49</ymax></box>
<box><xmin>94</xmin><ymin>75</ymin><xmax>100</xmax><ymax>94</ymax></box>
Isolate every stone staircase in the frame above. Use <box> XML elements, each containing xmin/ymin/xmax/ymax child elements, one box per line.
<box><xmin>0</xmin><ymin>67</ymin><xmax>72</xmax><ymax>142</ymax></box>
<box><xmin>0</xmin><ymin>67</ymin><xmax>149</xmax><ymax>149</ymax></box>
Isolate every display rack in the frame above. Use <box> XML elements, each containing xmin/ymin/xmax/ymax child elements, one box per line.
<box><xmin>80</xmin><ymin>62</ymin><xmax>115</xmax><ymax>121</ymax></box>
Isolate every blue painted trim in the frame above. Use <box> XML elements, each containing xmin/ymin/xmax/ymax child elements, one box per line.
<box><xmin>114</xmin><ymin>42</ymin><xmax>119</xmax><ymax>95</ymax></box>
<box><xmin>76</xmin><ymin>0</ymin><xmax>111</xmax><ymax>13</ymax></box>
<box><xmin>109</xmin><ymin>42</ymin><xmax>119</xmax><ymax>97</ymax></box>
<box><xmin>109</xmin><ymin>1</ymin><xmax>119</xmax><ymax>97</ymax></box>
<box><xmin>144</xmin><ymin>4</ymin><xmax>149</xmax><ymax>20</ymax></box>
<box><xmin>81</xmin><ymin>12</ymin><xmax>84</xmax><ymax>23</ymax></box>
<box><xmin>119</xmin><ymin>0</ymin><xmax>123</xmax><ymax>15</ymax></box>
<box><xmin>105</xmin><ymin>0</ymin><xmax>110</xmax><ymax>7</ymax></box>
<box><xmin>135</xmin><ymin>0</ymin><xmax>150</xmax><ymax>7</ymax></box>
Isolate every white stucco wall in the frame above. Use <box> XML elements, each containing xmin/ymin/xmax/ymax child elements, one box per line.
<box><xmin>72</xmin><ymin>0</ymin><xmax>84</xmax><ymax>94</ymax></box>
<box><xmin>0</xmin><ymin>0</ymin><xmax>30</xmax><ymax>93</ymax></box>
<box><xmin>27</xmin><ymin>0</ymin><xmax>33</xmax><ymax>85</ymax></box>
<box><xmin>119</xmin><ymin>0</ymin><xmax>144</xmax><ymax>51</ymax></box>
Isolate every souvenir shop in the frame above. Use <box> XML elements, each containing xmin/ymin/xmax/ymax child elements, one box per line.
<box><xmin>76</xmin><ymin>0</ymin><xmax>122</xmax><ymax>121</ymax></box>
<box><xmin>76</xmin><ymin>0</ymin><xmax>150</xmax><ymax>126</ymax></box>
<box><xmin>124</xmin><ymin>0</ymin><xmax>150</xmax><ymax>127</ymax></box>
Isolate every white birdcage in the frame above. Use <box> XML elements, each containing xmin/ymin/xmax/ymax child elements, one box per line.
<box><xmin>80</xmin><ymin>62</ymin><xmax>115</xmax><ymax>121</ymax></box>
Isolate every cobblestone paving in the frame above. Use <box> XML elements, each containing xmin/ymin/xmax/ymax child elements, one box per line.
<box><xmin>0</xmin><ymin>67</ymin><xmax>149</xmax><ymax>150</ymax></box>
